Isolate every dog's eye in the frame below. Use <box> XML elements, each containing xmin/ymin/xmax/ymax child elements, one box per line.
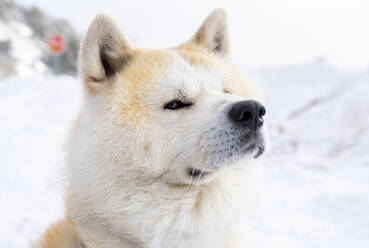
<box><xmin>164</xmin><ymin>100</ymin><xmax>192</xmax><ymax>110</ymax></box>
<box><xmin>223</xmin><ymin>88</ymin><xmax>232</xmax><ymax>94</ymax></box>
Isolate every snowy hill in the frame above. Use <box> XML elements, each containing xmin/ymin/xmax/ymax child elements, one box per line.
<box><xmin>0</xmin><ymin>0</ymin><xmax>80</xmax><ymax>78</ymax></box>
<box><xmin>0</xmin><ymin>58</ymin><xmax>368</xmax><ymax>247</ymax></box>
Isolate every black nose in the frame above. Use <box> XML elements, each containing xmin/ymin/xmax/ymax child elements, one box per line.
<box><xmin>229</xmin><ymin>100</ymin><xmax>266</xmax><ymax>130</ymax></box>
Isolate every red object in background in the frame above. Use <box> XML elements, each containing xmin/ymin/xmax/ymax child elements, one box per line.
<box><xmin>46</xmin><ymin>34</ymin><xmax>66</xmax><ymax>54</ymax></box>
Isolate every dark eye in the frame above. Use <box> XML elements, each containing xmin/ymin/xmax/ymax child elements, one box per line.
<box><xmin>164</xmin><ymin>100</ymin><xmax>192</xmax><ymax>110</ymax></box>
<box><xmin>223</xmin><ymin>88</ymin><xmax>232</xmax><ymax>94</ymax></box>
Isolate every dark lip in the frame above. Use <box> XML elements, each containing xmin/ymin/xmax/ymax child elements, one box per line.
<box><xmin>187</xmin><ymin>168</ymin><xmax>209</xmax><ymax>178</ymax></box>
<box><xmin>245</xmin><ymin>131</ymin><xmax>265</xmax><ymax>159</ymax></box>
<box><xmin>188</xmin><ymin>144</ymin><xmax>264</xmax><ymax>176</ymax></box>
<box><xmin>186</xmin><ymin>134</ymin><xmax>265</xmax><ymax>178</ymax></box>
<box><xmin>253</xmin><ymin>144</ymin><xmax>265</xmax><ymax>159</ymax></box>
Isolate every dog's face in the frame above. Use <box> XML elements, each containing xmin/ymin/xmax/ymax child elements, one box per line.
<box><xmin>76</xmin><ymin>9</ymin><xmax>266</xmax><ymax>186</ymax></box>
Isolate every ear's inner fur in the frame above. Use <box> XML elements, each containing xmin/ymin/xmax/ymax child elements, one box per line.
<box><xmin>79</xmin><ymin>14</ymin><xmax>133</xmax><ymax>82</ymax></box>
<box><xmin>213</xmin><ymin>35</ymin><xmax>225</xmax><ymax>54</ymax></box>
<box><xmin>190</xmin><ymin>8</ymin><xmax>229</xmax><ymax>56</ymax></box>
<box><xmin>99</xmin><ymin>38</ymin><xmax>131</xmax><ymax>77</ymax></box>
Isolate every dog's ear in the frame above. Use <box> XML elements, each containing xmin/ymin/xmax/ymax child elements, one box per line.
<box><xmin>79</xmin><ymin>14</ymin><xmax>131</xmax><ymax>83</ymax></box>
<box><xmin>186</xmin><ymin>9</ymin><xmax>229</xmax><ymax>56</ymax></box>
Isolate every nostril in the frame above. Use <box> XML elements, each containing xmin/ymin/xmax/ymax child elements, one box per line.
<box><xmin>259</xmin><ymin>106</ymin><xmax>266</xmax><ymax>118</ymax></box>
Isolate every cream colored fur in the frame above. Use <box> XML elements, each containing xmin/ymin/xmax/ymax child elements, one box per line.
<box><xmin>34</xmin><ymin>9</ymin><xmax>265</xmax><ymax>248</ymax></box>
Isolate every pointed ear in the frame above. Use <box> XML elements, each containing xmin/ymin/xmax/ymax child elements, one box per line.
<box><xmin>79</xmin><ymin>14</ymin><xmax>131</xmax><ymax>82</ymax></box>
<box><xmin>187</xmin><ymin>9</ymin><xmax>229</xmax><ymax>56</ymax></box>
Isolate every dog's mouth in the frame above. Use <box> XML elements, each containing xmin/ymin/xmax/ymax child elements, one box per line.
<box><xmin>186</xmin><ymin>141</ymin><xmax>265</xmax><ymax>180</ymax></box>
<box><xmin>217</xmin><ymin>138</ymin><xmax>266</xmax><ymax>166</ymax></box>
<box><xmin>187</xmin><ymin>168</ymin><xmax>211</xmax><ymax>178</ymax></box>
<box><xmin>252</xmin><ymin>143</ymin><xmax>265</xmax><ymax>159</ymax></box>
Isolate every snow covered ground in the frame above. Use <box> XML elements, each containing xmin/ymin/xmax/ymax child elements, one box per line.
<box><xmin>0</xmin><ymin>75</ymin><xmax>81</xmax><ymax>247</ymax></box>
<box><xmin>0</xmin><ymin>60</ymin><xmax>369</xmax><ymax>247</ymax></box>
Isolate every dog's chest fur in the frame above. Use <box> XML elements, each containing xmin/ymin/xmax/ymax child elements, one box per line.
<box><xmin>68</xmin><ymin>170</ymin><xmax>247</xmax><ymax>248</ymax></box>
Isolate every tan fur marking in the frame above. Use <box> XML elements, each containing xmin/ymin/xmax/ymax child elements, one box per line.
<box><xmin>224</xmin><ymin>65</ymin><xmax>260</xmax><ymax>99</ymax></box>
<box><xmin>111</xmin><ymin>49</ymin><xmax>175</xmax><ymax>127</ymax></box>
<box><xmin>177</xmin><ymin>42</ymin><xmax>209</xmax><ymax>54</ymax></box>
<box><xmin>176</xmin><ymin>46</ymin><xmax>217</xmax><ymax>68</ymax></box>
<box><xmin>32</xmin><ymin>217</ymin><xmax>80</xmax><ymax>248</ymax></box>
<box><xmin>176</xmin><ymin>45</ymin><xmax>256</xmax><ymax>99</ymax></box>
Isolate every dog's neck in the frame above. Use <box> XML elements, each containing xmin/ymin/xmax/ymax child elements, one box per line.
<box><xmin>68</xmin><ymin>169</ymin><xmax>246</xmax><ymax>248</ymax></box>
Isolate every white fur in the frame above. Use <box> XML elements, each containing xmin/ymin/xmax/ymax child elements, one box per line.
<box><xmin>64</xmin><ymin>9</ymin><xmax>265</xmax><ymax>248</ymax></box>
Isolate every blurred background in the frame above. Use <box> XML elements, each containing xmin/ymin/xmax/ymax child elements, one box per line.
<box><xmin>0</xmin><ymin>0</ymin><xmax>368</xmax><ymax>247</ymax></box>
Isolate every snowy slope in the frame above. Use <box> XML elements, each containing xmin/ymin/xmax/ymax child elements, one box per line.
<box><xmin>0</xmin><ymin>60</ymin><xmax>368</xmax><ymax>247</ymax></box>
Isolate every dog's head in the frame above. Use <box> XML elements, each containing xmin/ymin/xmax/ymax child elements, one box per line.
<box><xmin>76</xmin><ymin>9</ymin><xmax>266</xmax><ymax>186</ymax></box>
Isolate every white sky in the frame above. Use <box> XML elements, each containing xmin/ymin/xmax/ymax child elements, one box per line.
<box><xmin>17</xmin><ymin>0</ymin><xmax>369</xmax><ymax>71</ymax></box>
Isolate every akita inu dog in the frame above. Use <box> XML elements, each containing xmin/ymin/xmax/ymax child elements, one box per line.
<box><xmin>33</xmin><ymin>8</ymin><xmax>266</xmax><ymax>248</ymax></box>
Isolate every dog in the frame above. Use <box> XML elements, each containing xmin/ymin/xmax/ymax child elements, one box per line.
<box><xmin>33</xmin><ymin>8</ymin><xmax>266</xmax><ymax>248</ymax></box>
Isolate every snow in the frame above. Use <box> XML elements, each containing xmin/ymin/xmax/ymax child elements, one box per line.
<box><xmin>0</xmin><ymin>75</ymin><xmax>81</xmax><ymax>247</ymax></box>
<box><xmin>1</xmin><ymin>61</ymin><xmax>369</xmax><ymax>247</ymax></box>
<box><xmin>246</xmin><ymin>62</ymin><xmax>369</xmax><ymax>247</ymax></box>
